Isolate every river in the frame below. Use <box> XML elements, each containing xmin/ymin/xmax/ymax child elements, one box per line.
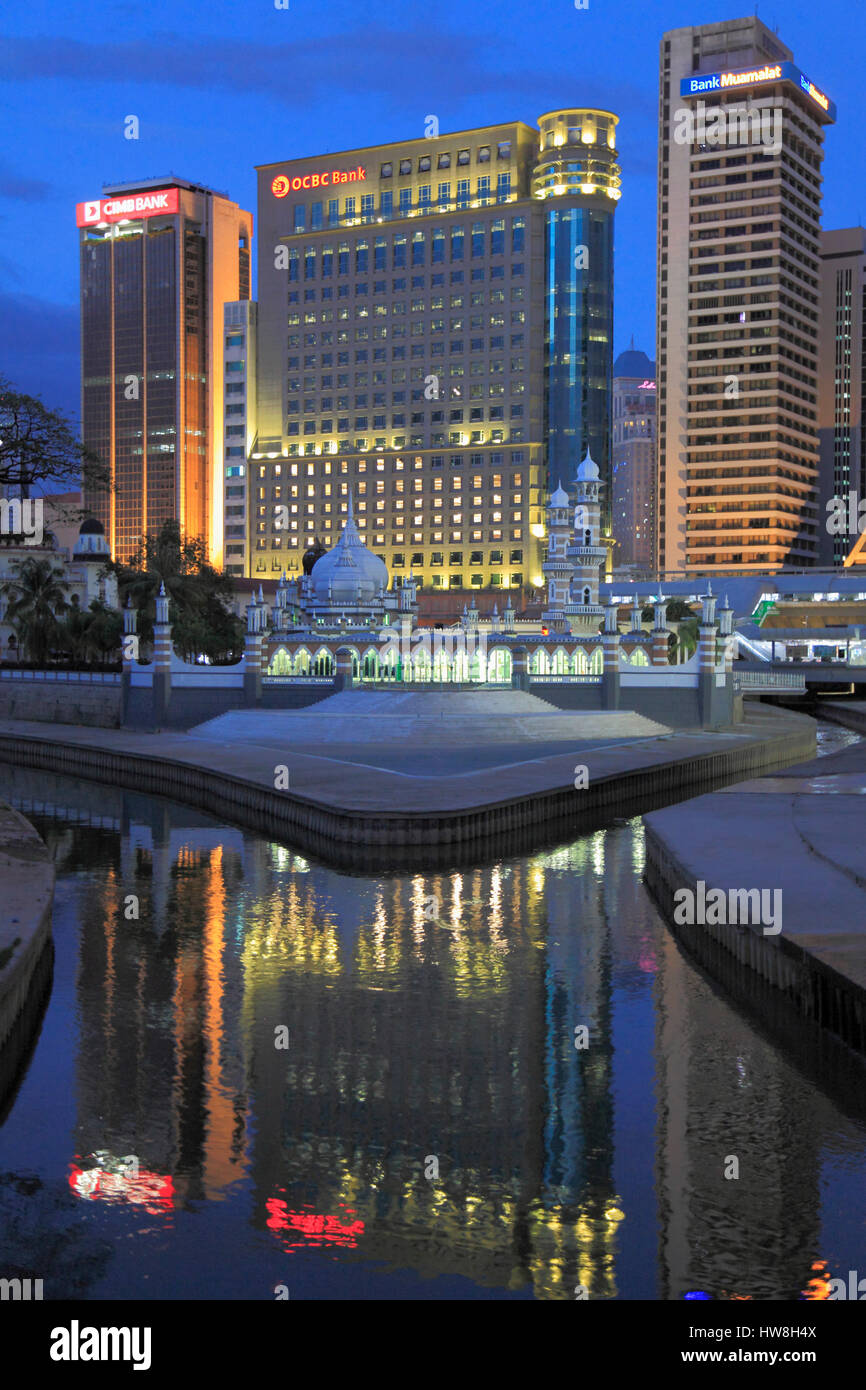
<box><xmin>0</xmin><ymin>722</ymin><xmax>863</xmax><ymax>1300</ymax></box>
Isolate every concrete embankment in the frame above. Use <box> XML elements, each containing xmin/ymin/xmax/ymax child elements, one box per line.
<box><xmin>814</xmin><ymin>699</ymin><xmax>866</xmax><ymax>735</ymax></box>
<box><xmin>0</xmin><ymin>800</ymin><xmax>54</xmax><ymax>1097</ymax></box>
<box><xmin>0</xmin><ymin>705</ymin><xmax>815</xmax><ymax>869</ymax></box>
<box><xmin>645</xmin><ymin>731</ymin><xmax>866</xmax><ymax>1056</ymax></box>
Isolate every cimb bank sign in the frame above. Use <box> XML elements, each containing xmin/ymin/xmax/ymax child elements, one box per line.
<box><xmin>75</xmin><ymin>188</ymin><xmax>180</xmax><ymax>227</ymax></box>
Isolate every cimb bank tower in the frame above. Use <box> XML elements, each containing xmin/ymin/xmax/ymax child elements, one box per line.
<box><xmin>222</xmin><ymin>113</ymin><xmax>621</xmax><ymax>594</ymax></box>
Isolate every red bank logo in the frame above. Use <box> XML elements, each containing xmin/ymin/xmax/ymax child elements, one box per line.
<box><xmin>75</xmin><ymin>188</ymin><xmax>180</xmax><ymax>227</ymax></box>
<box><xmin>271</xmin><ymin>166</ymin><xmax>367</xmax><ymax>197</ymax></box>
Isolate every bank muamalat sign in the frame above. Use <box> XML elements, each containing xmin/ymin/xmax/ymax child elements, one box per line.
<box><xmin>76</xmin><ymin>188</ymin><xmax>180</xmax><ymax>227</ymax></box>
<box><xmin>680</xmin><ymin>61</ymin><xmax>835</xmax><ymax>120</ymax></box>
<box><xmin>271</xmin><ymin>166</ymin><xmax>367</xmax><ymax>197</ymax></box>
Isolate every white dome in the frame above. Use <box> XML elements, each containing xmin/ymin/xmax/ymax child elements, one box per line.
<box><xmin>549</xmin><ymin>480</ymin><xmax>569</xmax><ymax>508</ymax></box>
<box><xmin>310</xmin><ymin>503</ymin><xmax>388</xmax><ymax>603</ymax></box>
<box><xmin>576</xmin><ymin>449</ymin><xmax>600</xmax><ymax>482</ymax></box>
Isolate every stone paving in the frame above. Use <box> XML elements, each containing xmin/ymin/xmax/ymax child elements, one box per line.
<box><xmin>645</xmin><ymin>724</ymin><xmax>866</xmax><ymax>1000</ymax></box>
<box><xmin>0</xmin><ymin>699</ymin><xmax>804</xmax><ymax>817</ymax></box>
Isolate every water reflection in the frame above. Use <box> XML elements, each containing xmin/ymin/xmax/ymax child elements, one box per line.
<box><xmin>0</xmin><ymin>760</ymin><xmax>864</xmax><ymax>1301</ymax></box>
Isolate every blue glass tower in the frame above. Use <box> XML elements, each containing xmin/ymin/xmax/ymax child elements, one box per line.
<box><xmin>534</xmin><ymin>111</ymin><xmax>621</xmax><ymax>539</ymax></box>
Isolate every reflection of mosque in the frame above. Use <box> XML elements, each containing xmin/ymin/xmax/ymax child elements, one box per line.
<box><xmin>7</xmin><ymin>769</ymin><xmax>632</xmax><ymax>1295</ymax></box>
<box><xmin>8</xmin><ymin>764</ymin><xmax>863</xmax><ymax>1299</ymax></box>
<box><xmin>8</xmin><ymin>764</ymin><xmax>849</xmax><ymax>1300</ymax></box>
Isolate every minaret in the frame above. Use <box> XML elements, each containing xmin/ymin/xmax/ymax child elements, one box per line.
<box><xmin>563</xmin><ymin>450</ymin><xmax>606</xmax><ymax>634</ymax></box>
<box><xmin>541</xmin><ymin>480</ymin><xmax>573</xmax><ymax>632</ymax></box>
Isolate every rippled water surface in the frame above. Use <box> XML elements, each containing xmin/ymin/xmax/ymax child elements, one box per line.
<box><xmin>0</xmin><ymin>727</ymin><xmax>864</xmax><ymax>1300</ymax></box>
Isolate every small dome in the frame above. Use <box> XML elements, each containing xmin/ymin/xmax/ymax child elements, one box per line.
<box><xmin>73</xmin><ymin>516</ymin><xmax>110</xmax><ymax>559</ymax></box>
<box><xmin>310</xmin><ymin>502</ymin><xmax>388</xmax><ymax>603</ymax></box>
<box><xmin>576</xmin><ymin>450</ymin><xmax>600</xmax><ymax>482</ymax></box>
<box><xmin>613</xmin><ymin>348</ymin><xmax>655</xmax><ymax>380</ymax></box>
<box><xmin>549</xmin><ymin>481</ymin><xmax>569</xmax><ymax>508</ymax></box>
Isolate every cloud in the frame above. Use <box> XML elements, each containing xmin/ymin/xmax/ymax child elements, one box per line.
<box><xmin>0</xmin><ymin>30</ymin><xmax>654</xmax><ymax>126</ymax></box>
<box><xmin>0</xmin><ymin>293</ymin><xmax>79</xmax><ymax>421</ymax></box>
<box><xmin>0</xmin><ymin>159</ymin><xmax>53</xmax><ymax>202</ymax></box>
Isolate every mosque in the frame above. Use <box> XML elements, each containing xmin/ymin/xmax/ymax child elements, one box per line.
<box><xmin>258</xmin><ymin>451</ymin><xmax>642</xmax><ymax>683</ymax></box>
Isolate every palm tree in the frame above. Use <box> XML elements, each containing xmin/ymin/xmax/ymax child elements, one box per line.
<box><xmin>0</xmin><ymin>555</ymin><xmax>69</xmax><ymax>663</ymax></box>
<box><xmin>57</xmin><ymin>596</ymin><xmax>121</xmax><ymax>664</ymax></box>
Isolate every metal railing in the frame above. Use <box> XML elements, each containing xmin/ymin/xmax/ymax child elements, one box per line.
<box><xmin>733</xmin><ymin>671</ymin><xmax>806</xmax><ymax>691</ymax></box>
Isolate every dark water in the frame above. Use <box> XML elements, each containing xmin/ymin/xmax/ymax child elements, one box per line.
<box><xmin>0</xmin><ymin>723</ymin><xmax>864</xmax><ymax>1301</ymax></box>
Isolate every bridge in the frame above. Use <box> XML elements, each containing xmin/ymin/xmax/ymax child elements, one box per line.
<box><xmin>733</xmin><ymin>661</ymin><xmax>866</xmax><ymax>695</ymax></box>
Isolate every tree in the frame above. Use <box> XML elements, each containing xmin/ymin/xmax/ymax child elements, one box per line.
<box><xmin>57</xmin><ymin>595</ymin><xmax>122</xmax><ymax>664</ymax></box>
<box><xmin>109</xmin><ymin>519</ymin><xmax>243</xmax><ymax>663</ymax></box>
<box><xmin>0</xmin><ymin>377</ymin><xmax>110</xmax><ymax>505</ymax></box>
<box><xmin>0</xmin><ymin>555</ymin><xmax>69</xmax><ymax>663</ymax></box>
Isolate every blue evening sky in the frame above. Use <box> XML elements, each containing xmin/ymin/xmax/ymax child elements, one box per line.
<box><xmin>0</xmin><ymin>0</ymin><xmax>861</xmax><ymax>422</ymax></box>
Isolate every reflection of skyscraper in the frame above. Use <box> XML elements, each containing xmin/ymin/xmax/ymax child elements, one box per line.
<box><xmin>10</xmin><ymin>773</ymin><xmax>627</xmax><ymax>1297</ymax></box>
<box><xmin>653</xmin><ymin>927</ymin><xmax>828</xmax><ymax>1300</ymax></box>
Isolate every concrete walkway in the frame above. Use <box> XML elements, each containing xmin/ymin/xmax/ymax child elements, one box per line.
<box><xmin>0</xmin><ymin>703</ymin><xmax>808</xmax><ymax>819</ymax></box>
<box><xmin>644</xmin><ymin>726</ymin><xmax>866</xmax><ymax>1052</ymax></box>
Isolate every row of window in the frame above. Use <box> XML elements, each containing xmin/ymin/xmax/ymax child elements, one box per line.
<box><xmin>286</xmin><ymin>222</ymin><xmax>526</xmax><ymax>272</ymax></box>
<box><xmin>380</xmin><ymin>143</ymin><xmax>512</xmax><ymax>177</ymax></box>
<box><xmin>288</xmin><ymin>285</ymin><xmax>526</xmax><ymax>307</ymax></box>
<box><xmin>291</xmin><ymin>171</ymin><xmax>514</xmax><ymax>229</ymax></box>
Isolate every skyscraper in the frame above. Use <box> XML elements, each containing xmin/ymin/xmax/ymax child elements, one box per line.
<box><xmin>78</xmin><ymin>178</ymin><xmax>253</xmax><ymax>564</ymax></box>
<box><xmin>817</xmin><ymin>228</ymin><xmax>866</xmax><ymax>567</ymax></box>
<box><xmin>656</xmin><ymin>18</ymin><xmax>835</xmax><ymax>577</ymax></box>
<box><xmin>611</xmin><ymin>347</ymin><xmax>656</xmax><ymax>572</ymax></box>
<box><xmin>229</xmin><ymin>111</ymin><xmax>620</xmax><ymax>591</ymax></box>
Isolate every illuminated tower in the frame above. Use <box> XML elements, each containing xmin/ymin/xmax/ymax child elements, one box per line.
<box><xmin>78</xmin><ymin>177</ymin><xmax>252</xmax><ymax>565</ymax></box>
<box><xmin>532</xmin><ymin>110</ymin><xmax>622</xmax><ymax>538</ymax></box>
<box><xmin>656</xmin><ymin>18</ymin><xmax>835</xmax><ymax>576</ymax></box>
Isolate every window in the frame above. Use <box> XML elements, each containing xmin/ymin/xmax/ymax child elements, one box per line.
<box><xmin>438</xmin><ymin>152</ymin><xmax>451</xmax><ymax>169</ymax></box>
<box><xmin>380</xmin><ymin>162</ymin><xmax>393</xmax><ymax>178</ymax></box>
<box><xmin>419</xmin><ymin>155</ymin><xmax>431</xmax><ymax>173</ymax></box>
<box><xmin>497</xmin><ymin>141</ymin><xmax>511</xmax><ymax>160</ymax></box>
<box><xmin>399</xmin><ymin>158</ymin><xmax>412</xmax><ymax>176</ymax></box>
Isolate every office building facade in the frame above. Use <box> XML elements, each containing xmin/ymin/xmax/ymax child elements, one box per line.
<box><xmin>817</xmin><ymin>228</ymin><xmax>866</xmax><ymax>567</ymax></box>
<box><xmin>227</xmin><ymin>113</ymin><xmax>620</xmax><ymax>589</ymax></box>
<box><xmin>78</xmin><ymin>178</ymin><xmax>253</xmax><ymax>565</ymax></box>
<box><xmin>656</xmin><ymin>17</ymin><xmax>835</xmax><ymax>576</ymax></box>
<box><xmin>611</xmin><ymin>347</ymin><xmax>656</xmax><ymax>572</ymax></box>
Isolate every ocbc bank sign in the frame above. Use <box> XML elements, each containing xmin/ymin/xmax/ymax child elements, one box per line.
<box><xmin>271</xmin><ymin>166</ymin><xmax>367</xmax><ymax>197</ymax></box>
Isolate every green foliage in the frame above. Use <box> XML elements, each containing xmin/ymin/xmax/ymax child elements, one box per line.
<box><xmin>0</xmin><ymin>555</ymin><xmax>69</xmax><ymax>663</ymax></box>
<box><xmin>109</xmin><ymin>519</ymin><xmax>243</xmax><ymax>663</ymax></box>
<box><xmin>57</xmin><ymin>596</ymin><xmax>122</xmax><ymax>664</ymax></box>
<box><xmin>0</xmin><ymin>376</ymin><xmax>109</xmax><ymax>502</ymax></box>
